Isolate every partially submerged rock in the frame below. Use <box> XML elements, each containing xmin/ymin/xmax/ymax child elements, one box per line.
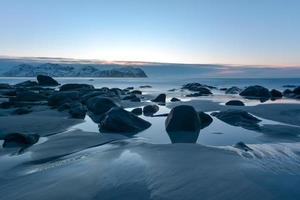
<box><xmin>3</xmin><ymin>133</ymin><xmax>39</xmax><ymax>148</ymax></box>
<box><xmin>99</xmin><ymin>107</ymin><xmax>151</xmax><ymax>134</ymax></box>
<box><xmin>139</xmin><ymin>85</ymin><xmax>152</xmax><ymax>88</ymax></box>
<box><xmin>211</xmin><ymin>109</ymin><xmax>261</xmax><ymax>130</ymax></box>
<box><xmin>37</xmin><ymin>75</ymin><xmax>59</xmax><ymax>86</ymax></box>
<box><xmin>60</xmin><ymin>83</ymin><xmax>94</xmax><ymax>91</ymax></box>
<box><xmin>143</xmin><ymin>104</ymin><xmax>159</xmax><ymax>116</ymax></box>
<box><xmin>152</xmin><ymin>93</ymin><xmax>166</xmax><ymax>103</ymax></box>
<box><xmin>165</xmin><ymin>105</ymin><xmax>201</xmax><ymax>133</ymax></box>
<box><xmin>183</xmin><ymin>83</ymin><xmax>216</xmax><ymax>91</ymax></box>
<box><xmin>225</xmin><ymin>100</ymin><xmax>245</xmax><ymax>106</ymax></box>
<box><xmin>240</xmin><ymin>85</ymin><xmax>270</xmax><ymax>99</ymax></box>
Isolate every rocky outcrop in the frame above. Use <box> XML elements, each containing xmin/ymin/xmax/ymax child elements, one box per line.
<box><xmin>99</xmin><ymin>107</ymin><xmax>151</xmax><ymax>134</ymax></box>
<box><xmin>37</xmin><ymin>75</ymin><xmax>59</xmax><ymax>86</ymax></box>
<box><xmin>59</xmin><ymin>84</ymin><xmax>94</xmax><ymax>91</ymax></box>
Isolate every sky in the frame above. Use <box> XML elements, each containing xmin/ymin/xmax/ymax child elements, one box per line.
<box><xmin>0</xmin><ymin>0</ymin><xmax>300</xmax><ymax>66</ymax></box>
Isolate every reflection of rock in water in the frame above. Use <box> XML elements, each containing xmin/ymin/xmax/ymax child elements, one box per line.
<box><xmin>167</xmin><ymin>131</ymin><xmax>200</xmax><ymax>143</ymax></box>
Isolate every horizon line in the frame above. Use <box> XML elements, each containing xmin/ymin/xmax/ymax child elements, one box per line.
<box><xmin>0</xmin><ymin>54</ymin><xmax>300</xmax><ymax>69</ymax></box>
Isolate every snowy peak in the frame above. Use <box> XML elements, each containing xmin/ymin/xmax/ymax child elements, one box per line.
<box><xmin>2</xmin><ymin>63</ymin><xmax>147</xmax><ymax>77</ymax></box>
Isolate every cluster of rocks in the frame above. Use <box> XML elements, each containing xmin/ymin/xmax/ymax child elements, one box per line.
<box><xmin>182</xmin><ymin>83</ymin><xmax>214</xmax><ymax>97</ymax></box>
<box><xmin>283</xmin><ymin>86</ymin><xmax>300</xmax><ymax>99</ymax></box>
<box><xmin>239</xmin><ymin>85</ymin><xmax>287</xmax><ymax>101</ymax></box>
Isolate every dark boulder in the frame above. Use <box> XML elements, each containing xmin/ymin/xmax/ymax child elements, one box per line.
<box><xmin>211</xmin><ymin>109</ymin><xmax>261</xmax><ymax>130</ymax></box>
<box><xmin>139</xmin><ymin>85</ymin><xmax>152</xmax><ymax>88</ymax></box>
<box><xmin>270</xmin><ymin>89</ymin><xmax>283</xmax><ymax>98</ymax></box>
<box><xmin>131</xmin><ymin>108</ymin><xmax>143</xmax><ymax>115</ymax></box>
<box><xmin>12</xmin><ymin>107</ymin><xmax>32</xmax><ymax>115</ymax></box>
<box><xmin>239</xmin><ymin>85</ymin><xmax>270</xmax><ymax>99</ymax></box>
<box><xmin>59</xmin><ymin>83</ymin><xmax>94</xmax><ymax>91</ymax></box>
<box><xmin>48</xmin><ymin>91</ymin><xmax>79</xmax><ymax>107</ymax></box>
<box><xmin>170</xmin><ymin>97</ymin><xmax>181</xmax><ymax>102</ymax></box>
<box><xmin>3</xmin><ymin>133</ymin><xmax>39</xmax><ymax>148</ymax></box>
<box><xmin>37</xmin><ymin>75</ymin><xmax>59</xmax><ymax>86</ymax></box>
<box><xmin>225</xmin><ymin>100</ymin><xmax>245</xmax><ymax>106</ymax></box>
<box><xmin>225</xmin><ymin>87</ymin><xmax>242</xmax><ymax>94</ymax></box>
<box><xmin>219</xmin><ymin>88</ymin><xmax>227</xmax><ymax>91</ymax></box>
<box><xmin>165</xmin><ymin>105</ymin><xmax>201</xmax><ymax>133</ymax></box>
<box><xmin>69</xmin><ymin>102</ymin><xmax>87</xmax><ymax>119</ymax></box>
<box><xmin>143</xmin><ymin>105</ymin><xmax>159</xmax><ymax>116</ymax></box>
<box><xmin>152</xmin><ymin>93</ymin><xmax>166</xmax><ymax>103</ymax></box>
<box><xmin>198</xmin><ymin>112</ymin><xmax>213</xmax><ymax>129</ymax></box>
<box><xmin>99</xmin><ymin>107</ymin><xmax>151</xmax><ymax>134</ymax></box>
<box><xmin>86</xmin><ymin>97</ymin><xmax>119</xmax><ymax>115</ymax></box>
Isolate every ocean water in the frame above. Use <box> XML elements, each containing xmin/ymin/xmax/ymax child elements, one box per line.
<box><xmin>0</xmin><ymin>77</ymin><xmax>299</xmax><ymax>90</ymax></box>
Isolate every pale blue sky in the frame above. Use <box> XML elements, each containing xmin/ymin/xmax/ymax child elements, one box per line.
<box><xmin>0</xmin><ymin>0</ymin><xmax>299</xmax><ymax>66</ymax></box>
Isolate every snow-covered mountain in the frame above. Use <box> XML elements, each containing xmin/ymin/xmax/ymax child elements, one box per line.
<box><xmin>2</xmin><ymin>63</ymin><xmax>147</xmax><ymax>77</ymax></box>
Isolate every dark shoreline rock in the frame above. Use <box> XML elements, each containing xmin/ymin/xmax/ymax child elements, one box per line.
<box><xmin>165</xmin><ymin>105</ymin><xmax>201</xmax><ymax>133</ymax></box>
<box><xmin>143</xmin><ymin>105</ymin><xmax>159</xmax><ymax>116</ymax></box>
<box><xmin>240</xmin><ymin>85</ymin><xmax>270</xmax><ymax>99</ymax></box>
<box><xmin>225</xmin><ymin>100</ymin><xmax>245</xmax><ymax>106</ymax></box>
<box><xmin>37</xmin><ymin>75</ymin><xmax>59</xmax><ymax>86</ymax></box>
<box><xmin>3</xmin><ymin>133</ymin><xmax>39</xmax><ymax>148</ymax></box>
<box><xmin>99</xmin><ymin>107</ymin><xmax>151</xmax><ymax>134</ymax></box>
<box><xmin>152</xmin><ymin>93</ymin><xmax>166</xmax><ymax>103</ymax></box>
